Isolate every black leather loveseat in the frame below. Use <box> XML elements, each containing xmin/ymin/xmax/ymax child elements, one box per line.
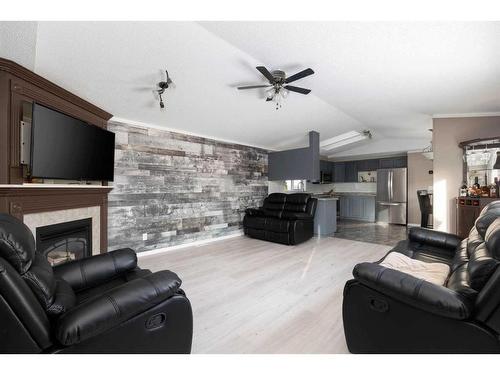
<box><xmin>243</xmin><ymin>193</ymin><xmax>317</xmax><ymax>245</ymax></box>
<box><xmin>343</xmin><ymin>201</ymin><xmax>500</xmax><ymax>353</ymax></box>
<box><xmin>0</xmin><ymin>213</ymin><xmax>193</xmax><ymax>354</ymax></box>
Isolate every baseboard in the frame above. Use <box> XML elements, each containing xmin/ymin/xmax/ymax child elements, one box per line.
<box><xmin>136</xmin><ymin>230</ymin><xmax>244</xmax><ymax>258</ymax></box>
<box><xmin>407</xmin><ymin>223</ymin><xmax>421</xmax><ymax>227</ymax></box>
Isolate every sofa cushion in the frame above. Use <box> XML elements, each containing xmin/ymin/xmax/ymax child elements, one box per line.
<box><xmin>243</xmin><ymin>216</ymin><xmax>267</xmax><ymax>230</ymax></box>
<box><xmin>281</xmin><ymin>212</ymin><xmax>313</xmax><ymax>220</ymax></box>
<box><xmin>245</xmin><ymin>208</ymin><xmax>265</xmax><ymax>217</ymax></box>
<box><xmin>262</xmin><ymin>193</ymin><xmax>286</xmax><ymax>212</ymax></box>
<box><xmin>22</xmin><ymin>252</ymin><xmax>57</xmax><ymax>309</ymax></box>
<box><xmin>446</xmin><ymin>263</ymin><xmax>478</xmax><ymax>299</ymax></box>
<box><xmin>284</xmin><ymin>193</ymin><xmax>310</xmax><ymax>213</ymax></box>
<box><xmin>476</xmin><ymin>213</ymin><xmax>499</xmax><ymax>238</ymax></box>
<box><xmin>485</xmin><ymin>217</ymin><xmax>500</xmax><ymax>259</ymax></box>
<box><xmin>0</xmin><ymin>213</ymin><xmax>36</xmax><ymax>274</ymax></box>
<box><xmin>391</xmin><ymin>240</ymin><xmax>455</xmax><ymax>265</ymax></box>
<box><xmin>467</xmin><ymin>242</ymin><xmax>499</xmax><ymax>291</ymax></box>
<box><xmin>380</xmin><ymin>251</ymin><xmax>450</xmax><ymax>285</ymax></box>
<box><xmin>451</xmin><ymin>239</ymin><xmax>469</xmax><ymax>271</ymax></box>
<box><xmin>266</xmin><ymin>218</ymin><xmax>290</xmax><ymax>233</ymax></box>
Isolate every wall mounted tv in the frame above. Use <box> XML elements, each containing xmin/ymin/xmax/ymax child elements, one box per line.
<box><xmin>30</xmin><ymin>103</ymin><xmax>115</xmax><ymax>181</ymax></box>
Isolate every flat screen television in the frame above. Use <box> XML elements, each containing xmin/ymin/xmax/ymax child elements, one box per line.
<box><xmin>30</xmin><ymin>103</ymin><xmax>115</xmax><ymax>181</ymax></box>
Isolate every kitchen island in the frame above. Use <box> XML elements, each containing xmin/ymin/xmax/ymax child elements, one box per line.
<box><xmin>313</xmin><ymin>196</ymin><xmax>339</xmax><ymax>237</ymax></box>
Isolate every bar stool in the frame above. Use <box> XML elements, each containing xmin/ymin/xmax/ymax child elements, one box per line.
<box><xmin>417</xmin><ymin>190</ymin><xmax>433</xmax><ymax>228</ymax></box>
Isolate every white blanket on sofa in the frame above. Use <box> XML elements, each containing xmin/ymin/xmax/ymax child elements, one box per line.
<box><xmin>380</xmin><ymin>252</ymin><xmax>450</xmax><ymax>286</ymax></box>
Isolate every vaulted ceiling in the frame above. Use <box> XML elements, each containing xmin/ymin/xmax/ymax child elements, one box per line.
<box><xmin>11</xmin><ymin>22</ymin><xmax>500</xmax><ymax>157</ymax></box>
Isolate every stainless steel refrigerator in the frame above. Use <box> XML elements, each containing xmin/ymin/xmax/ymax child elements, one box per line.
<box><xmin>376</xmin><ymin>168</ymin><xmax>407</xmax><ymax>225</ymax></box>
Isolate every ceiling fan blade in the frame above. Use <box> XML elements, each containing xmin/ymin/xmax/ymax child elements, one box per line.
<box><xmin>284</xmin><ymin>68</ymin><xmax>314</xmax><ymax>84</ymax></box>
<box><xmin>237</xmin><ymin>85</ymin><xmax>272</xmax><ymax>90</ymax></box>
<box><xmin>256</xmin><ymin>66</ymin><xmax>275</xmax><ymax>84</ymax></box>
<box><xmin>284</xmin><ymin>85</ymin><xmax>311</xmax><ymax>95</ymax></box>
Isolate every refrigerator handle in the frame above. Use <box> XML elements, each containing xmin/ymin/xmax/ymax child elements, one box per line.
<box><xmin>387</xmin><ymin>170</ymin><xmax>391</xmax><ymax>202</ymax></box>
<box><xmin>389</xmin><ymin>170</ymin><xmax>393</xmax><ymax>202</ymax></box>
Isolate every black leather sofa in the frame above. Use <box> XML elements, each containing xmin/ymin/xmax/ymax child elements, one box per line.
<box><xmin>343</xmin><ymin>201</ymin><xmax>500</xmax><ymax>353</ymax></box>
<box><xmin>0</xmin><ymin>213</ymin><xmax>193</xmax><ymax>354</ymax></box>
<box><xmin>243</xmin><ymin>193</ymin><xmax>317</xmax><ymax>245</ymax></box>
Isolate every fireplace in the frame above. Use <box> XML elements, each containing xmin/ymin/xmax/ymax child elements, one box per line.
<box><xmin>36</xmin><ymin>218</ymin><xmax>92</xmax><ymax>266</ymax></box>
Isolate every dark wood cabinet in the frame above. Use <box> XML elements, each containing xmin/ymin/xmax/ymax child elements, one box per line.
<box><xmin>456</xmin><ymin>197</ymin><xmax>500</xmax><ymax>238</ymax></box>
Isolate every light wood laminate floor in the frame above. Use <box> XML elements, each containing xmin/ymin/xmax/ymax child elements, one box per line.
<box><xmin>139</xmin><ymin>235</ymin><xmax>391</xmax><ymax>354</ymax></box>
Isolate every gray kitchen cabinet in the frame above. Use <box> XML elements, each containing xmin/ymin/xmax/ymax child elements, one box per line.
<box><xmin>338</xmin><ymin>195</ymin><xmax>376</xmax><ymax>222</ymax></box>
<box><xmin>333</xmin><ymin>162</ymin><xmax>345</xmax><ymax>182</ymax></box>
<box><xmin>345</xmin><ymin>161</ymin><xmax>358</xmax><ymax>182</ymax></box>
<box><xmin>378</xmin><ymin>156</ymin><xmax>407</xmax><ymax>169</ymax></box>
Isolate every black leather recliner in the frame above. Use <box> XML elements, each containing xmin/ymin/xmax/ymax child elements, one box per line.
<box><xmin>0</xmin><ymin>213</ymin><xmax>193</xmax><ymax>354</ymax></box>
<box><xmin>243</xmin><ymin>193</ymin><xmax>318</xmax><ymax>245</ymax></box>
<box><xmin>343</xmin><ymin>201</ymin><xmax>500</xmax><ymax>353</ymax></box>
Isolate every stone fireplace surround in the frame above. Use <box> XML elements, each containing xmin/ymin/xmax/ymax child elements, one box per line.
<box><xmin>0</xmin><ymin>184</ymin><xmax>112</xmax><ymax>254</ymax></box>
<box><xmin>24</xmin><ymin>206</ymin><xmax>101</xmax><ymax>255</ymax></box>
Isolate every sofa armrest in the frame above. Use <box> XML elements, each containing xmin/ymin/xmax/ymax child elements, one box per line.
<box><xmin>55</xmin><ymin>270</ymin><xmax>181</xmax><ymax>346</ymax></box>
<box><xmin>53</xmin><ymin>248</ymin><xmax>137</xmax><ymax>292</ymax></box>
<box><xmin>353</xmin><ymin>262</ymin><xmax>473</xmax><ymax>320</ymax></box>
<box><xmin>282</xmin><ymin>212</ymin><xmax>314</xmax><ymax>220</ymax></box>
<box><xmin>245</xmin><ymin>208</ymin><xmax>264</xmax><ymax>217</ymax></box>
<box><xmin>408</xmin><ymin>227</ymin><xmax>461</xmax><ymax>252</ymax></box>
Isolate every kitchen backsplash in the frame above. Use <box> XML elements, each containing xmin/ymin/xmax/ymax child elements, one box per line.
<box><xmin>268</xmin><ymin>181</ymin><xmax>377</xmax><ymax>194</ymax></box>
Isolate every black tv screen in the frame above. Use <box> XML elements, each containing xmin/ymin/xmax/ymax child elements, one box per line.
<box><xmin>30</xmin><ymin>103</ymin><xmax>115</xmax><ymax>181</ymax></box>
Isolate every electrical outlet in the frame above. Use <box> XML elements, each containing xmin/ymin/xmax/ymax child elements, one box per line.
<box><xmin>142</xmin><ymin>233</ymin><xmax>148</xmax><ymax>241</ymax></box>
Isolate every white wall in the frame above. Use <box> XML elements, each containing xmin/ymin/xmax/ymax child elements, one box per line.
<box><xmin>0</xmin><ymin>21</ymin><xmax>38</xmax><ymax>70</ymax></box>
<box><xmin>407</xmin><ymin>151</ymin><xmax>433</xmax><ymax>225</ymax></box>
<box><xmin>433</xmin><ymin>116</ymin><xmax>500</xmax><ymax>233</ymax></box>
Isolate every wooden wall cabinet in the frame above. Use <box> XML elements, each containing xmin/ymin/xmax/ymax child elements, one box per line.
<box><xmin>456</xmin><ymin>197</ymin><xmax>500</xmax><ymax>238</ymax></box>
<box><xmin>0</xmin><ymin>58</ymin><xmax>112</xmax><ymax>184</ymax></box>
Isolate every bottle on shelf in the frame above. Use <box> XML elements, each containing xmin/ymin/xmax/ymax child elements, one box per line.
<box><xmin>473</xmin><ymin>176</ymin><xmax>480</xmax><ymax>189</ymax></box>
<box><xmin>490</xmin><ymin>181</ymin><xmax>497</xmax><ymax>198</ymax></box>
<box><xmin>481</xmin><ymin>178</ymin><xmax>490</xmax><ymax>197</ymax></box>
<box><xmin>459</xmin><ymin>182</ymin><xmax>468</xmax><ymax>197</ymax></box>
<box><xmin>469</xmin><ymin>177</ymin><xmax>481</xmax><ymax>197</ymax></box>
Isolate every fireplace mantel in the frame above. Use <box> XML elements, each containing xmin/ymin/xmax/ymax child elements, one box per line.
<box><xmin>0</xmin><ymin>185</ymin><xmax>113</xmax><ymax>253</ymax></box>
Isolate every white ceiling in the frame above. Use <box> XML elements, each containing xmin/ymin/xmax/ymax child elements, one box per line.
<box><xmin>30</xmin><ymin>21</ymin><xmax>500</xmax><ymax>157</ymax></box>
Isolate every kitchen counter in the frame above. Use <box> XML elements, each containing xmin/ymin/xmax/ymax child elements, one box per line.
<box><xmin>313</xmin><ymin>196</ymin><xmax>339</xmax><ymax>200</ymax></box>
<box><xmin>332</xmin><ymin>192</ymin><xmax>376</xmax><ymax>197</ymax></box>
<box><xmin>314</xmin><ymin>198</ymin><xmax>337</xmax><ymax>237</ymax></box>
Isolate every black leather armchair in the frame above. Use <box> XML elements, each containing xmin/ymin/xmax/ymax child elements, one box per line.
<box><xmin>243</xmin><ymin>193</ymin><xmax>318</xmax><ymax>245</ymax></box>
<box><xmin>0</xmin><ymin>213</ymin><xmax>193</xmax><ymax>354</ymax></box>
<box><xmin>343</xmin><ymin>201</ymin><xmax>500</xmax><ymax>353</ymax></box>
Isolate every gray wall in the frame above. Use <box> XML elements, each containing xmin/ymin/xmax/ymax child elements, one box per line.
<box><xmin>107</xmin><ymin>121</ymin><xmax>268</xmax><ymax>253</ymax></box>
<box><xmin>268</xmin><ymin>131</ymin><xmax>320</xmax><ymax>181</ymax></box>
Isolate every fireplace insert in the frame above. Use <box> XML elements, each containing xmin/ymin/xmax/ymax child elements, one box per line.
<box><xmin>36</xmin><ymin>218</ymin><xmax>92</xmax><ymax>266</ymax></box>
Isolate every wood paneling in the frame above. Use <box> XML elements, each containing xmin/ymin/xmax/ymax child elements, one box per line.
<box><xmin>0</xmin><ymin>186</ymin><xmax>112</xmax><ymax>252</ymax></box>
<box><xmin>108</xmin><ymin>121</ymin><xmax>269</xmax><ymax>253</ymax></box>
<box><xmin>0</xmin><ymin>58</ymin><xmax>112</xmax><ymax>184</ymax></box>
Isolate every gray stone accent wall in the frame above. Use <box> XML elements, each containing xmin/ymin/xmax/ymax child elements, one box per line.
<box><xmin>107</xmin><ymin>121</ymin><xmax>268</xmax><ymax>253</ymax></box>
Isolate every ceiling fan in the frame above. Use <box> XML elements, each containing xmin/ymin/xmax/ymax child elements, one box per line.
<box><xmin>237</xmin><ymin>66</ymin><xmax>314</xmax><ymax>109</ymax></box>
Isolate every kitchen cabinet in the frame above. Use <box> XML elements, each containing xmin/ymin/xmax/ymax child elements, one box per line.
<box><xmin>345</xmin><ymin>161</ymin><xmax>358</xmax><ymax>182</ymax></box>
<box><xmin>333</xmin><ymin>162</ymin><xmax>345</xmax><ymax>182</ymax></box>
<box><xmin>357</xmin><ymin>158</ymin><xmax>379</xmax><ymax>171</ymax></box>
<box><xmin>378</xmin><ymin>156</ymin><xmax>407</xmax><ymax>169</ymax></box>
<box><xmin>338</xmin><ymin>195</ymin><xmax>376</xmax><ymax>222</ymax></box>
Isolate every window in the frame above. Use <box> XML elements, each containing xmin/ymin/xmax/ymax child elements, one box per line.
<box><xmin>285</xmin><ymin>180</ymin><xmax>306</xmax><ymax>191</ymax></box>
